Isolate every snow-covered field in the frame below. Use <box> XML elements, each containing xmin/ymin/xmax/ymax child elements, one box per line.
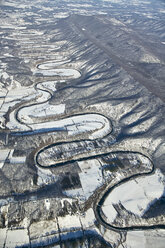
<box><xmin>37</xmin><ymin>80</ymin><xmax>65</xmax><ymax>92</ymax></box>
<box><xmin>0</xmin><ymin>1</ymin><xmax>165</xmax><ymax>246</ymax></box>
<box><xmin>118</xmin><ymin>229</ymin><xmax>165</xmax><ymax>248</ymax></box>
<box><xmin>37</xmin><ymin>59</ymin><xmax>70</xmax><ymax>69</ymax></box>
<box><xmin>72</xmin><ymin>159</ymin><xmax>103</xmax><ymax>199</ymax></box>
<box><xmin>102</xmin><ymin>169</ymin><xmax>165</xmax><ymax>224</ymax></box>
<box><xmin>8</xmin><ymin>150</ymin><xmax>26</xmax><ymax>164</ymax></box>
<box><xmin>66</xmin><ymin>114</ymin><xmax>111</xmax><ymax>139</ymax></box>
<box><xmin>0</xmin><ymin>55</ymin><xmax>82</xmax><ymax>134</ymax></box>
<box><xmin>37</xmin><ymin>166</ymin><xmax>58</xmax><ymax>186</ymax></box>
<box><xmin>5</xmin><ymin>229</ymin><xmax>30</xmax><ymax>248</ymax></box>
<box><xmin>0</xmin><ymin>149</ymin><xmax>26</xmax><ymax>169</ymax></box>
<box><xmin>0</xmin><ymin>77</ymin><xmax>40</xmax><ymax>129</ymax></box>
<box><xmin>0</xmin><ymin>150</ymin><xmax>11</xmax><ymax>169</ymax></box>
<box><xmin>0</xmin><ymin>57</ymin><xmax>112</xmax><ymax>143</ymax></box>
<box><xmin>14</xmin><ymin>112</ymin><xmax>111</xmax><ymax>138</ymax></box>
<box><xmin>18</xmin><ymin>102</ymin><xmax>66</xmax><ymax>123</ymax></box>
<box><xmin>34</xmin><ymin>68</ymin><xmax>81</xmax><ymax>78</ymax></box>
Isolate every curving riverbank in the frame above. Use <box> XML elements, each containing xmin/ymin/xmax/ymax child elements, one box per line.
<box><xmin>95</xmin><ymin>153</ymin><xmax>165</xmax><ymax>231</ymax></box>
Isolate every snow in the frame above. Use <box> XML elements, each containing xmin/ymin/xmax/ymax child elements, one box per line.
<box><xmin>1</xmin><ymin>71</ymin><xmax>10</xmax><ymax>80</ymax></box>
<box><xmin>5</xmin><ymin>229</ymin><xmax>29</xmax><ymax>248</ymax></box>
<box><xmin>37</xmin><ymin>81</ymin><xmax>60</xmax><ymax>92</ymax></box>
<box><xmin>0</xmin><ymin>150</ymin><xmax>10</xmax><ymax>169</ymax></box>
<box><xmin>26</xmin><ymin>113</ymin><xmax>111</xmax><ymax>138</ymax></box>
<box><xmin>122</xmin><ymin>230</ymin><xmax>165</xmax><ymax>248</ymax></box>
<box><xmin>110</xmin><ymin>18</ymin><xmax>125</xmax><ymax>26</ymax></box>
<box><xmin>60</xmin><ymin>230</ymin><xmax>83</xmax><ymax>242</ymax></box>
<box><xmin>8</xmin><ymin>149</ymin><xmax>26</xmax><ymax>164</ymax></box>
<box><xmin>140</xmin><ymin>53</ymin><xmax>161</xmax><ymax>63</ymax></box>
<box><xmin>31</xmin><ymin>235</ymin><xmax>60</xmax><ymax>247</ymax></box>
<box><xmin>3</xmin><ymin>53</ymin><xmax>14</xmax><ymax>57</ymax></box>
<box><xmin>137</xmin><ymin>169</ymin><xmax>164</xmax><ymax>200</ymax></box>
<box><xmin>103</xmin><ymin>0</ymin><xmax>122</xmax><ymax>2</ymax></box>
<box><xmin>66</xmin><ymin>114</ymin><xmax>111</xmax><ymax>139</ymax></box>
<box><xmin>4</xmin><ymin>79</ymin><xmax>59</xmax><ymax>129</ymax></box>
<box><xmin>1</xmin><ymin>56</ymin><xmax>82</xmax><ymax>132</ymax></box>
<box><xmin>0</xmin><ymin>42</ymin><xmax>119</xmax><ymax>188</ymax></box>
<box><xmin>34</xmin><ymin>68</ymin><xmax>81</xmax><ymax>78</ymax></box>
<box><xmin>80</xmin><ymin>208</ymin><xmax>96</xmax><ymax>229</ymax></box>
<box><xmin>0</xmin><ymin>79</ymin><xmax>41</xmax><ymax>130</ymax></box>
<box><xmin>53</xmin><ymin>13</ymin><xmax>69</xmax><ymax>19</ymax></box>
<box><xmin>77</xmin><ymin>159</ymin><xmax>103</xmax><ymax>199</ymax></box>
<box><xmin>58</xmin><ymin>215</ymin><xmax>82</xmax><ymax>232</ymax></box>
<box><xmin>123</xmin><ymin>231</ymin><xmax>146</xmax><ymax>248</ymax></box>
<box><xmin>89</xmin><ymin>115</ymin><xmax>111</xmax><ymax>139</ymax></box>
<box><xmin>19</xmin><ymin>103</ymin><xmax>65</xmax><ymax>122</ymax></box>
<box><xmin>0</xmin><ymin>229</ymin><xmax>7</xmax><ymax>247</ymax></box>
<box><xmin>6</xmin><ymin>109</ymin><xmax>30</xmax><ymax>131</ymax></box>
<box><xmin>0</xmin><ymin>86</ymin><xmax>7</xmax><ymax>97</ymax></box>
<box><xmin>21</xmin><ymin>217</ymin><xmax>29</xmax><ymax>229</ymax></box>
<box><xmin>29</xmin><ymin>220</ymin><xmax>59</xmax><ymax>239</ymax></box>
<box><xmin>37</xmin><ymin>59</ymin><xmax>70</xmax><ymax>69</ymax></box>
<box><xmin>102</xmin><ymin>169</ymin><xmax>165</xmax><ymax>224</ymax></box>
<box><xmin>37</xmin><ymin>167</ymin><xmax>57</xmax><ymax>186</ymax></box>
<box><xmin>128</xmin><ymin>115</ymin><xmax>157</xmax><ymax>134</ymax></box>
<box><xmin>63</xmin><ymin>188</ymin><xmax>85</xmax><ymax>200</ymax></box>
<box><xmin>44</xmin><ymin>199</ymin><xmax>50</xmax><ymax>210</ymax></box>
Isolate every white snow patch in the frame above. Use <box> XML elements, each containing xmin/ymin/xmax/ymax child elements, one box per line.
<box><xmin>140</xmin><ymin>53</ymin><xmax>161</xmax><ymax>63</ymax></box>
<box><xmin>1</xmin><ymin>72</ymin><xmax>10</xmax><ymax>80</ymax></box>
<box><xmin>54</xmin><ymin>13</ymin><xmax>69</xmax><ymax>19</ymax></box>
<box><xmin>37</xmin><ymin>167</ymin><xmax>57</xmax><ymax>186</ymax></box>
<box><xmin>0</xmin><ymin>79</ymin><xmax>41</xmax><ymax>130</ymax></box>
<box><xmin>0</xmin><ymin>229</ymin><xmax>7</xmax><ymax>247</ymax></box>
<box><xmin>26</xmin><ymin>113</ymin><xmax>110</xmax><ymax>138</ymax></box>
<box><xmin>6</xmin><ymin>109</ymin><xmax>30</xmax><ymax>131</ymax></box>
<box><xmin>5</xmin><ymin>229</ymin><xmax>29</xmax><ymax>248</ymax></box>
<box><xmin>0</xmin><ymin>86</ymin><xmax>7</xmax><ymax>97</ymax></box>
<box><xmin>63</xmin><ymin>188</ymin><xmax>85</xmax><ymax>200</ymax></box>
<box><xmin>67</xmin><ymin>114</ymin><xmax>111</xmax><ymax>139</ymax></box>
<box><xmin>37</xmin><ymin>81</ymin><xmax>59</xmax><ymax>92</ymax></box>
<box><xmin>78</xmin><ymin>159</ymin><xmax>103</xmax><ymax>199</ymax></box>
<box><xmin>102</xmin><ymin>169</ymin><xmax>165</xmax><ymax>223</ymax></box>
<box><xmin>19</xmin><ymin>103</ymin><xmax>65</xmax><ymax>122</ymax></box>
<box><xmin>21</xmin><ymin>217</ymin><xmax>29</xmax><ymax>229</ymax></box>
<box><xmin>37</xmin><ymin>60</ymin><xmax>70</xmax><ymax>69</ymax></box>
<box><xmin>8</xmin><ymin>150</ymin><xmax>26</xmax><ymax>164</ymax></box>
<box><xmin>3</xmin><ymin>53</ymin><xmax>14</xmax><ymax>57</ymax></box>
<box><xmin>80</xmin><ymin>208</ymin><xmax>96</xmax><ymax>229</ymax></box>
<box><xmin>159</xmin><ymin>9</ymin><xmax>165</xmax><ymax>14</ymax></box>
<box><xmin>34</xmin><ymin>68</ymin><xmax>81</xmax><ymax>79</ymax></box>
<box><xmin>124</xmin><ymin>229</ymin><xmax>165</xmax><ymax>248</ymax></box>
<box><xmin>29</xmin><ymin>220</ymin><xmax>59</xmax><ymax>239</ymax></box>
<box><xmin>0</xmin><ymin>150</ymin><xmax>10</xmax><ymax>169</ymax></box>
<box><xmin>125</xmin><ymin>231</ymin><xmax>146</xmax><ymax>248</ymax></box>
<box><xmin>110</xmin><ymin>18</ymin><xmax>125</xmax><ymax>26</ymax></box>
<box><xmin>44</xmin><ymin>199</ymin><xmax>50</xmax><ymax>210</ymax></box>
<box><xmin>58</xmin><ymin>215</ymin><xmax>81</xmax><ymax>232</ymax></box>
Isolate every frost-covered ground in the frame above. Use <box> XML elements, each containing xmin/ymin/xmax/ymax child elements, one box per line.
<box><xmin>37</xmin><ymin>59</ymin><xmax>71</xmax><ymax>69</ymax></box>
<box><xmin>34</xmin><ymin>68</ymin><xmax>81</xmax><ymax>78</ymax></box>
<box><xmin>0</xmin><ymin>150</ymin><xmax>10</xmax><ymax>169</ymax></box>
<box><xmin>119</xmin><ymin>229</ymin><xmax>165</xmax><ymax>248</ymax></box>
<box><xmin>0</xmin><ymin>0</ymin><xmax>165</xmax><ymax>247</ymax></box>
<box><xmin>102</xmin><ymin>169</ymin><xmax>165</xmax><ymax>224</ymax></box>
